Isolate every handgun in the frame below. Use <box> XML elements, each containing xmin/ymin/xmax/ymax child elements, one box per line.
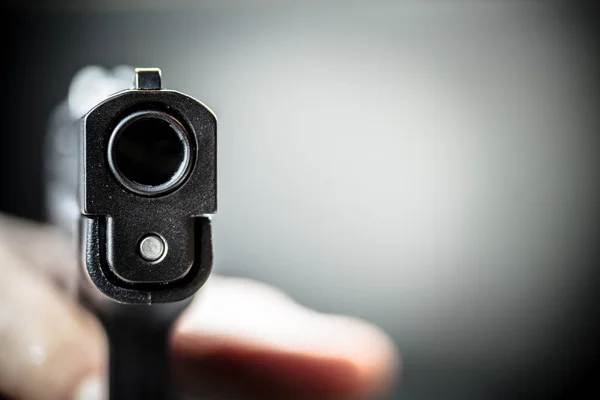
<box><xmin>45</xmin><ymin>66</ymin><xmax>217</xmax><ymax>400</ymax></box>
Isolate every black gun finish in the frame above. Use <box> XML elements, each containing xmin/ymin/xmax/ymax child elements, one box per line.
<box><xmin>45</xmin><ymin>67</ymin><xmax>219</xmax><ymax>400</ymax></box>
<box><xmin>80</xmin><ymin>77</ymin><xmax>216</xmax><ymax>304</ymax></box>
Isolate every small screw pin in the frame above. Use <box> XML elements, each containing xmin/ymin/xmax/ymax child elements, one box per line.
<box><xmin>139</xmin><ymin>234</ymin><xmax>166</xmax><ymax>262</ymax></box>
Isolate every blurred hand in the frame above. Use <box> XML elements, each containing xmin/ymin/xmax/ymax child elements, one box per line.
<box><xmin>0</xmin><ymin>213</ymin><xmax>399</xmax><ymax>400</ymax></box>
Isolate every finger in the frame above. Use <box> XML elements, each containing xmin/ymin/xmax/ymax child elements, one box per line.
<box><xmin>173</xmin><ymin>276</ymin><xmax>400</xmax><ymax>399</ymax></box>
<box><xmin>0</xmin><ymin>225</ymin><xmax>105</xmax><ymax>400</ymax></box>
<box><xmin>0</xmin><ymin>213</ymin><xmax>75</xmax><ymax>289</ymax></box>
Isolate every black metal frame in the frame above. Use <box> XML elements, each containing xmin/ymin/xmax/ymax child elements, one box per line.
<box><xmin>77</xmin><ymin>69</ymin><xmax>217</xmax><ymax>399</ymax></box>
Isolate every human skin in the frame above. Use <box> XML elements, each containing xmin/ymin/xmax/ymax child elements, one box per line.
<box><xmin>0</xmin><ymin>213</ymin><xmax>399</xmax><ymax>400</ymax></box>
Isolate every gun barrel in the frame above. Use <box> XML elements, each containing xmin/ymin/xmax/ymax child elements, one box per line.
<box><xmin>108</xmin><ymin>109</ymin><xmax>193</xmax><ymax>196</ymax></box>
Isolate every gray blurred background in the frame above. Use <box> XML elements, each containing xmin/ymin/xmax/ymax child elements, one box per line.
<box><xmin>2</xmin><ymin>1</ymin><xmax>600</xmax><ymax>398</ymax></box>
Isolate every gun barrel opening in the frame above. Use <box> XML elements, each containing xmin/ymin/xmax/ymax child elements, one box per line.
<box><xmin>108</xmin><ymin>110</ymin><xmax>192</xmax><ymax>195</ymax></box>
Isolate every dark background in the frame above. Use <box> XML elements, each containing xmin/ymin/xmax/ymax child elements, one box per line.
<box><xmin>1</xmin><ymin>2</ymin><xmax>600</xmax><ymax>399</ymax></box>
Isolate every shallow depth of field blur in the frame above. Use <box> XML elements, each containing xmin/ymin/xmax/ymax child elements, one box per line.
<box><xmin>1</xmin><ymin>1</ymin><xmax>600</xmax><ymax>399</ymax></box>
